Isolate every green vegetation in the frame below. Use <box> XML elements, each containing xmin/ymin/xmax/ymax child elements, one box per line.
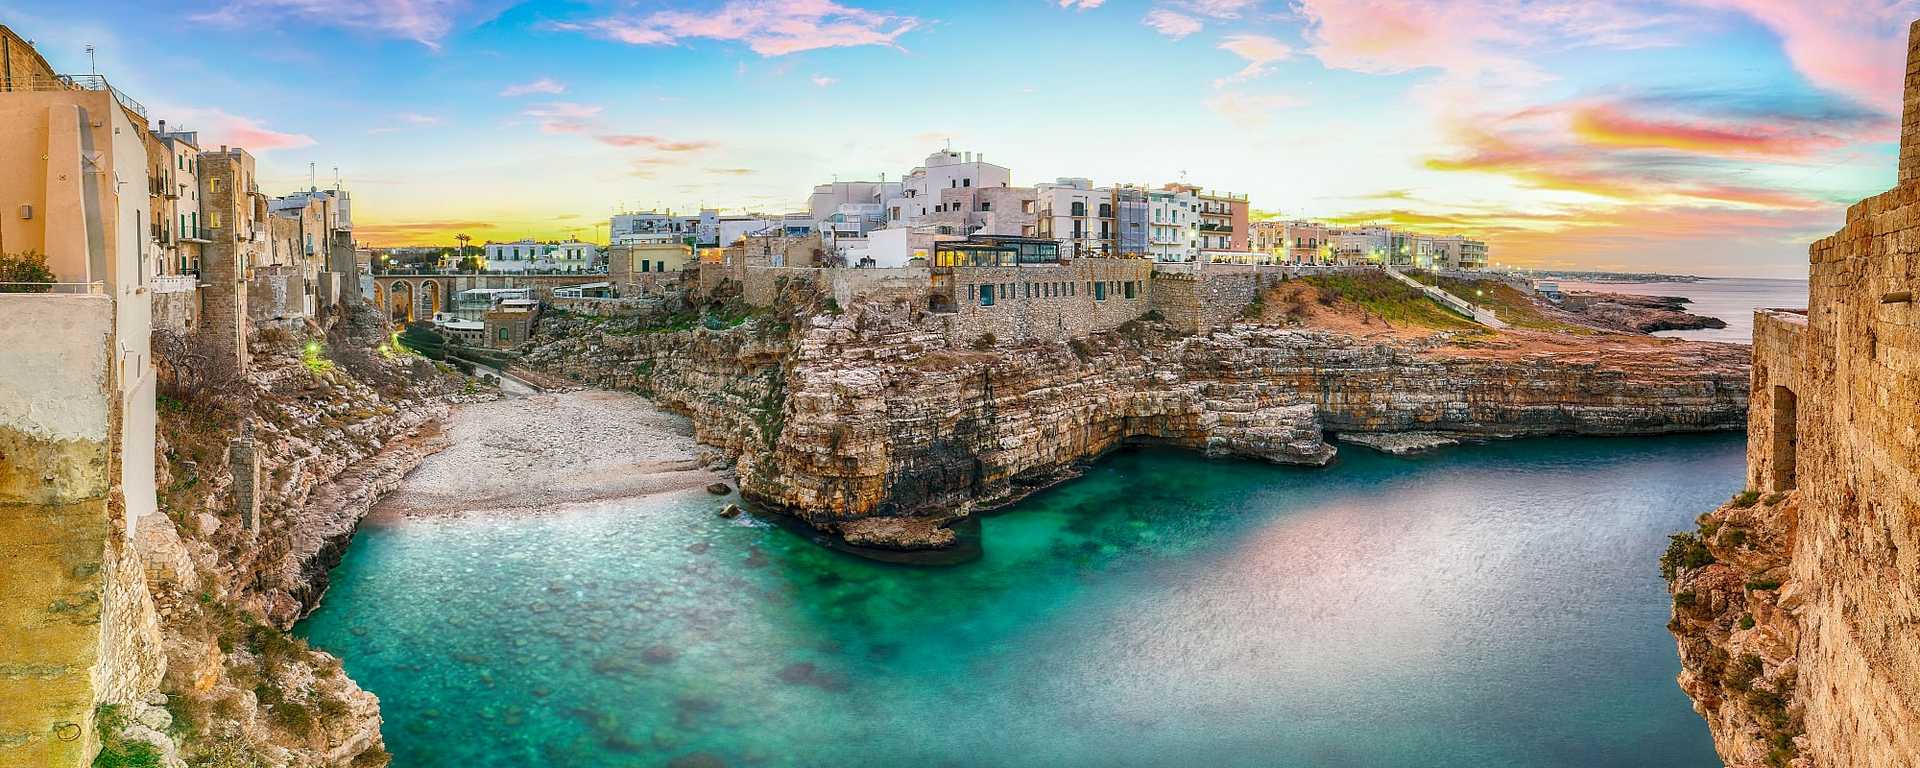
<box><xmin>91</xmin><ymin>704</ymin><xmax>163</xmax><ymax>768</ymax></box>
<box><xmin>396</xmin><ymin>322</ymin><xmax>448</xmax><ymax>359</ymax></box>
<box><xmin>1405</xmin><ymin>270</ymin><xmax>1597</xmax><ymax>333</ymax></box>
<box><xmin>1660</xmin><ymin>531</ymin><xmax>1716</xmax><ymax>583</ymax></box>
<box><xmin>1673</xmin><ymin>591</ymin><xmax>1697</xmax><ymax>608</ymax></box>
<box><xmin>1739</xmin><ymin>613</ymin><xmax>1756</xmax><ymax>630</ymax></box>
<box><xmin>1297</xmin><ymin>272</ymin><xmax>1482</xmax><ymax>331</ymax></box>
<box><xmin>1731</xmin><ymin>490</ymin><xmax>1762</xmax><ymax>508</ymax></box>
<box><xmin>0</xmin><ymin>250</ymin><xmax>56</xmax><ymax>292</ymax></box>
<box><xmin>1745</xmin><ymin>577</ymin><xmax>1783</xmax><ymax>592</ymax></box>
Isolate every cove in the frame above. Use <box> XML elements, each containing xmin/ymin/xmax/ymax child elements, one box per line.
<box><xmin>297</xmin><ymin>434</ymin><xmax>1739</xmax><ymax>768</ymax></box>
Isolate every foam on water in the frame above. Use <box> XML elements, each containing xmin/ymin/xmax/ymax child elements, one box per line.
<box><xmin>299</xmin><ymin>435</ymin><xmax>1741</xmax><ymax>768</ymax></box>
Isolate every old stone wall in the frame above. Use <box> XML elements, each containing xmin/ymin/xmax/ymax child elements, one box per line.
<box><xmin>246</xmin><ymin>265</ymin><xmax>303</xmax><ymax>322</ymax></box>
<box><xmin>0</xmin><ymin>294</ymin><xmax>163</xmax><ymax>768</ymax></box>
<box><xmin>1669</xmin><ymin>23</ymin><xmax>1920</xmax><ymax>768</ymax></box>
<box><xmin>197</xmin><ymin>151</ymin><xmax>251</xmax><ymax>372</ymax></box>
<box><xmin>150</xmin><ymin>288</ymin><xmax>197</xmax><ymax>333</ymax></box>
<box><xmin>937</xmin><ymin>258</ymin><xmax>1153</xmax><ymax>346</ymax></box>
<box><xmin>1149</xmin><ymin>271</ymin><xmax>1261</xmax><ymax>334</ymax></box>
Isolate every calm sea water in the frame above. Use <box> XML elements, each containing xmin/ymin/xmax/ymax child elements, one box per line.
<box><xmin>300</xmin><ymin>436</ymin><xmax>1743</xmax><ymax>768</ymax></box>
<box><xmin>1557</xmin><ymin>277</ymin><xmax>1807</xmax><ymax>344</ymax></box>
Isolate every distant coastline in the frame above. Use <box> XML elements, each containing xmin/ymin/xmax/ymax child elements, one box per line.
<box><xmin>1531</xmin><ymin>270</ymin><xmax>1705</xmax><ymax>284</ymax></box>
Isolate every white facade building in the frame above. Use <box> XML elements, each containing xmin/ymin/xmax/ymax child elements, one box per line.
<box><xmin>1034</xmin><ymin>178</ymin><xmax>1114</xmax><ymax>258</ymax></box>
<box><xmin>1146</xmin><ymin>188</ymin><xmax>1199</xmax><ymax>263</ymax></box>
<box><xmin>611</xmin><ymin>210</ymin><xmax>716</xmax><ymax>246</ymax></box>
<box><xmin>482</xmin><ymin>239</ymin><xmax>602</xmax><ymax>273</ymax></box>
<box><xmin>881</xmin><ymin>149</ymin><xmax>1012</xmax><ymax>227</ymax></box>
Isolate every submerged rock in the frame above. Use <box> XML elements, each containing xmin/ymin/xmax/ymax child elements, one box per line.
<box><xmin>1338</xmin><ymin>432</ymin><xmax>1461</xmax><ymax>455</ymax></box>
<box><xmin>718</xmin><ymin>503</ymin><xmax>742</xmax><ymax>518</ymax></box>
<box><xmin>706</xmin><ymin>482</ymin><xmax>732</xmax><ymax>495</ymax></box>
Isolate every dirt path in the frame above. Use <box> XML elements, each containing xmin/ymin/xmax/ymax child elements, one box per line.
<box><xmin>369</xmin><ymin>389</ymin><xmax>721</xmax><ymax>520</ymax></box>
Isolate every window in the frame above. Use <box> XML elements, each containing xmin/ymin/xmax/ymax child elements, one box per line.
<box><xmin>979</xmin><ymin>201</ymin><xmax>991</xmax><ymax>212</ymax></box>
<box><xmin>1098</xmin><ymin>203</ymin><xmax>1112</xmax><ymax>218</ymax></box>
<box><xmin>1070</xmin><ymin>201</ymin><xmax>1086</xmax><ymax>217</ymax></box>
<box><xmin>641</xmin><ymin>259</ymin><xmax>650</xmax><ymax>272</ymax></box>
<box><xmin>210</xmin><ymin>212</ymin><xmax>222</xmax><ymax>229</ymax></box>
<box><xmin>979</xmin><ymin>284</ymin><xmax>994</xmax><ymax>306</ymax></box>
<box><xmin>1094</xmin><ymin>281</ymin><xmax>1105</xmax><ymax>300</ymax></box>
<box><xmin>963</xmin><ymin>178</ymin><xmax>971</xmax><ymax>187</ymax></box>
<box><xmin>1124</xmin><ymin>281</ymin><xmax>1136</xmax><ymax>299</ymax></box>
<box><xmin>498</xmin><ymin>328</ymin><xmax>510</xmax><ymax>342</ymax></box>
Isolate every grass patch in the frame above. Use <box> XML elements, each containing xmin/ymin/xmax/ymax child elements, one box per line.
<box><xmin>1406</xmin><ymin>271</ymin><xmax>1598</xmax><ymax>333</ymax></box>
<box><xmin>91</xmin><ymin>704</ymin><xmax>163</xmax><ymax>768</ymax></box>
<box><xmin>1297</xmin><ymin>272</ymin><xmax>1482</xmax><ymax>331</ymax></box>
<box><xmin>1660</xmin><ymin>531</ymin><xmax>1716</xmax><ymax>583</ymax></box>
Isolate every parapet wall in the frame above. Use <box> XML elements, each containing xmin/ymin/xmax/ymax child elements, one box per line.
<box><xmin>1149</xmin><ymin>271</ymin><xmax>1261</xmax><ymax>334</ymax></box>
<box><xmin>0</xmin><ymin>294</ymin><xmax>162</xmax><ymax>768</ymax></box>
<box><xmin>936</xmin><ymin>258</ymin><xmax>1153</xmax><ymax>346</ymax></box>
<box><xmin>1778</xmin><ymin>179</ymin><xmax>1920</xmax><ymax>767</ymax></box>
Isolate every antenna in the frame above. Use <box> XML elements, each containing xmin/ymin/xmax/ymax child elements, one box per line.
<box><xmin>85</xmin><ymin>45</ymin><xmax>96</xmax><ymax>75</ymax></box>
<box><xmin>333</xmin><ymin>165</ymin><xmax>341</xmax><ymax>191</ymax></box>
<box><xmin>308</xmin><ymin>162</ymin><xmax>316</xmax><ymax>191</ymax></box>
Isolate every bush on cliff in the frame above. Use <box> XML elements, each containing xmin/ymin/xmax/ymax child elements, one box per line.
<box><xmin>1660</xmin><ymin>532</ymin><xmax>1715</xmax><ymax>583</ymax></box>
<box><xmin>91</xmin><ymin>704</ymin><xmax>163</xmax><ymax>768</ymax></box>
<box><xmin>1730</xmin><ymin>489</ymin><xmax>1761</xmax><ymax>508</ymax></box>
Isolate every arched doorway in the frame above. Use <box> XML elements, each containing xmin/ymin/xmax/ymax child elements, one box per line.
<box><xmin>423</xmin><ymin>280</ymin><xmax>443</xmax><ymax>318</ymax></box>
<box><xmin>389</xmin><ymin>281</ymin><xmax>415</xmax><ymax>322</ymax></box>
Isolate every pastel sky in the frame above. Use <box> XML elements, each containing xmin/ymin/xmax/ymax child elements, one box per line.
<box><xmin>6</xmin><ymin>0</ymin><xmax>1915</xmax><ymax>276</ymax></box>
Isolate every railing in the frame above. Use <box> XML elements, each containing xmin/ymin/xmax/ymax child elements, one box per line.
<box><xmin>1</xmin><ymin>74</ymin><xmax>149</xmax><ymax>120</ymax></box>
<box><xmin>150</xmin><ymin>274</ymin><xmax>199</xmax><ymax>294</ymax></box>
<box><xmin>0</xmin><ymin>281</ymin><xmax>107</xmax><ymax>295</ymax></box>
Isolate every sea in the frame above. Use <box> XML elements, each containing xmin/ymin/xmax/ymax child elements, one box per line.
<box><xmin>1555</xmin><ymin>277</ymin><xmax>1808</xmax><ymax>344</ymax></box>
<box><xmin>299</xmin><ymin>435</ymin><xmax>1744</xmax><ymax>768</ymax></box>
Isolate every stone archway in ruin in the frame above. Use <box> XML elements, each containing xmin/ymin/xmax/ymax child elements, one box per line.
<box><xmin>389</xmin><ymin>281</ymin><xmax>415</xmax><ymax>322</ymax></box>
<box><xmin>421</xmin><ymin>280</ymin><xmax>443</xmax><ymax>319</ymax></box>
<box><xmin>1770</xmin><ymin>385</ymin><xmax>1798</xmax><ymax>492</ymax></box>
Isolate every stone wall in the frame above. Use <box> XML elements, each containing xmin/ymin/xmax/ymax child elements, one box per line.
<box><xmin>150</xmin><ymin>288</ymin><xmax>198</xmax><ymax>333</ymax></box>
<box><xmin>1149</xmin><ymin>271</ymin><xmax>1262</xmax><ymax>334</ymax></box>
<box><xmin>247</xmin><ymin>265</ymin><xmax>303</xmax><ymax>322</ymax></box>
<box><xmin>198</xmin><ymin>151</ymin><xmax>251</xmax><ymax>372</ymax></box>
<box><xmin>0</xmin><ymin>294</ymin><xmax>163</xmax><ymax>768</ymax></box>
<box><xmin>1668</xmin><ymin>23</ymin><xmax>1920</xmax><ymax>768</ymax></box>
<box><xmin>936</xmin><ymin>258</ymin><xmax>1153</xmax><ymax>346</ymax></box>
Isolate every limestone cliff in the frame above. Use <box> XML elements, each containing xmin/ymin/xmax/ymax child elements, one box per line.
<box><xmin>120</xmin><ymin>306</ymin><xmax>469</xmax><ymax>767</ymax></box>
<box><xmin>525</xmin><ymin>289</ymin><xmax>1748</xmax><ymax>549</ymax></box>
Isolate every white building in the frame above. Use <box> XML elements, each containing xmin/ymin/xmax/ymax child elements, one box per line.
<box><xmin>881</xmin><ymin>149</ymin><xmax>1012</xmax><ymax>227</ymax></box>
<box><xmin>1034</xmin><ymin>178</ymin><xmax>1114</xmax><ymax>258</ymax></box>
<box><xmin>611</xmin><ymin>210</ymin><xmax>715</xmax><ymax>246</ymax></box>
<box><xmin>1146</xmin><ymin>188</ymin><xmax>1199</xmax><ymax>263</ymax></box>
<box><xmin>482</xmin><ymin>239</ymin><xmax>602</xmax><ymax>273</ymax></box>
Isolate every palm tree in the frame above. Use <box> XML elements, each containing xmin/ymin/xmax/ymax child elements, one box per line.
<box><xmin>454</xmin><ymin>234</ymin><xmax>472</xmax><ymax>273</ymax></box>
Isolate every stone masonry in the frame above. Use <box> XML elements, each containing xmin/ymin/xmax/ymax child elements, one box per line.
<box><xmin>197</xmin><ymin>149</ymin><xmax>253</xmax><ymax>372</ymax></box>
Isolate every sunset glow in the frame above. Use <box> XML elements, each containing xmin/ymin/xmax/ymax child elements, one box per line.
<box><xmin>15</xmin><ymin>0</ymin><xmax>1914</xmax><ymax>276</ymax></box>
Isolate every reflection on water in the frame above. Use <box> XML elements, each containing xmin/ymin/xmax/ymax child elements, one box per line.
<box><xmin>299</xmin><ymin>435</ymin><xmax>1740</xmax><ymax>768</ymax></box>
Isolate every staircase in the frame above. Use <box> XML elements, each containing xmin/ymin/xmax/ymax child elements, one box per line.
<box><xmin>1383</xmin><ymin>267</ymin><xmax>1509</xmax><ymax>330</ymax></box>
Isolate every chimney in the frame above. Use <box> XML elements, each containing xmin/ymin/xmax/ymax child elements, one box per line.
<box><xmin>1901</xmin><ymin>19</ymin><xmax>1920</xmax><ymax>184</ymax></box>
<box><xmin>158</xmin><ymin>119</ymin><xmax>166</xmax><ymax>135</ymax></box>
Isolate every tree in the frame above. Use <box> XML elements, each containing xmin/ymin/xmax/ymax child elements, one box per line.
<box><xmin>0</xmin><ymin>251</ymin><xmax>55</xmax><ymax>293</ymax></box>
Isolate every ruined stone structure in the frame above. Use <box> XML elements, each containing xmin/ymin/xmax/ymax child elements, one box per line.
<box><xmin>198</xmin><ymin>148</ymin><xmax>256</xmax><ymax>372</ymax></box>
<box><xmin>1149</xmin><ymin>271</ymin><xmax>1262</xmax><ymax>334</ymax></box>
<box><xmin>931</xmin><ymin>258</ymin><xmax>1154</xmax><ymax>346</ymax></box>
<box><xmin>1667</xmin><ymin>21</ymin><xmax>1920</xmax><ymax>768</ymax></box>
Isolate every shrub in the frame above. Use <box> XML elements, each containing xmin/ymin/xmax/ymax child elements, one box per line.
<box><xmin>91</xmin><ymin>704</ymin><xmax>163</xmax><ymax>768</ymax></box>
<box><xmin>1731</xmin><ymin>490</ymin><xmax>1761</xmax><ymax>508</ymax></box>
<box><xmin>1660</xmin><ymin>532</ymin><xmax>1716</xmax><ymax>583</ymax></box>
<box><xmin>1746</xmin><ymin>577</ymin><xmax>1783</xmax><ymax>592</ymax></box>
<box><xmin>0</xmin><ymin>250</ymin><xmax>55</xmax><ymax>292</ymax></box>
<box><xmin>971</xmin><ymin>332</ymin><xmax>996</xmax><ymax>351</ymax></box>
<box><xmin>1739</xmin><ymin>613</ymin><xmax>1756</xmax><ymax>630</ymax></box>
<box><xmin>1762</xmin><ymin>493</ymin><xmax>1785</xmax><ymax>506</ymax></box>
<box><xmin>1673</xmin><ymin>591</ymin><xmax>1697</xmax><ymax>608</ymax></box>
<box><xmin>153</xmin><ymin>328</ymin><xmax>246</xmax><ymax>407</ymax></box>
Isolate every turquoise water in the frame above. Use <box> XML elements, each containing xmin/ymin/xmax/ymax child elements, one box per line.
<box><xmin>299</xmin><ymin>435</ymin><xmax>1741</xmax><ymax>768</ymax></box>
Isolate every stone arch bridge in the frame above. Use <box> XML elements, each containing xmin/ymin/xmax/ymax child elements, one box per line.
<box><xmin>369</xmin><ymin>273</ymin><xmax>610</xmax><ymax>321</ymax></box>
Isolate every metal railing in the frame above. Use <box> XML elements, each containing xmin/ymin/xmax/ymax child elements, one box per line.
<box><xmin>1</xmin><ymin>74</ymin><xmax>149</xmax><ymax>120</ymax></box>
<box><xmin>0</xmin><ymin>281</ymin><xmax>107</xmax><ymax>295</ymax></box>
<box><xmin>150</xmin><ymin>274</ymin><xmax>199</xmax><ymax>294</ymax></box>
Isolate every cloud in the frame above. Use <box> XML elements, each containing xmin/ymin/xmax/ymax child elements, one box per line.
<box><xmin>1568</xmin><ymin>101</ymin><xmax>1856</xmax><ymax>159</ymax></box>
<box><xmin>811</xmin><ymin>74</ymin><xmax>839</xmax><ymax>87</ymax></box>
<box><xmin>1214</xmin><ymin>34</ymin><xmax>1292</xmax><ymax>86</ymax></box>
<box><xmin>551</xmin><ymin>0</ymin><xmax>920</xmax><ymax>56</ymax></box>
<box><xmin>192</xmin><ymin>0</ymin><xmax>469</xmax><ymax>49</ymax></box>
<box><xmin>1177</xmin><ymin>0</ymin><xmax>1256</xmax><ymax>19</ymax></box>
<box><xmin>521</xmin><ymin>101</ymin><xmax>602</xmax><ymax>134</ymax></box>
<box><xmin>1205</xmin><ymin>90</ymin><xmax>1307</xmax><ymax>127</ymax></box>
<box><xmin>710</xmin><ymin>168</ymin><xmax>757</xmax><ymax>175</ymax></box>
<box><xmin>595</xmin><ymin>134</ymin><xmax>717</xmax><ymax>151</ymax></box>
<box><xmin>1292</xmin><ymin>0</ymin><xmax>1671</xmax><ymax>88</ymax></box>
<box><xmin>1678</xmin><ymin>0</ymin><xmax>1911</xmax><ymax>115</ymax></box>
<box><xmin>500</xmin><ymin>77</ymin><xmax>567</xmax><ymax>97</ymax></box>
<box><xmin>156</xmin><ymin>105</ymin><xmax>315</xmax><ymax>151</ymax></box>
<box><xmin>356</xmin><ymin>218</ymin><xmax>496</xmax><ymax>244</ymax></box>
<box><xmin>1058</xmin><ymin>0</ymin><xmax>1106</xmax><ymax>9</ymax></box>
<box><xmin>1143</xmin><ymin>9</ymin><xmax>1202</xmax><ymax>39</ymax></box>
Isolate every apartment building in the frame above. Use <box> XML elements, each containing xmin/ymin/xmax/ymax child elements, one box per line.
<box><xmin>482</xmin><ymin>238</ymin><xmax>603</xmax><ymax>273</ymax></box>
<box><xmin>1035</xmin><ymin>178</ymin><xmax>1116</xmax><ymax>258</ymax></box>
<box><xmin>1146</xmin><ymin>187</ymin><xmax>1200</xmax><ymax>262</ymax></box>
<box><xmin>611</xmin><ymin>209</ymin><xmax>717</xmax><ymax>247</ymax></box>
<box><xmin>882</xmin><ymin>149</ymin><xmax>1012</xmax><ymax>226</ymax></box>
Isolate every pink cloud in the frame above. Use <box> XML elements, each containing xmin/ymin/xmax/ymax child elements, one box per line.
<box><xmin>1293</xmin><ymin>0</ymin><xmax>1670</xmax><ymax>84</ymax></box>
<box><xmin>1214</xmin><ymin>34</ymin><xmax>1292</xmax><ymax>86</ymax></box>
<box><xmin>1144</xmin><ymin>9</ymin><xmax>1202</xmax><ymax>39</ymax></box>
<box><xmin>522</xmin><ymin>101</ymin><xmax>602</xmax><ymax>134</ymax></box>
<box><xmin>595</xmin><ymin>134</ymin><xmax>718</xmax><ymax>152</ymax></box>
<box><xmin>1058</xmin><ymin>0</ymin><xmax>1106</xmax><ymax>9</ymax></box>
<box><xmin>500</xmin><ymin>77</ymin><xmax>567</xmax><ymax>97</ymax></box>
<box><xmin>1681</xmin><ymin>0</ymin><xmax>1910</xmax><ymax>114</ymax></box>
<box><xmin>192</xmin><ymin>0</ymin><xmax>469</xmax><ymax>49</ymax></box>
<box><xmin>811</xmin><ymin>74</ymin><xmax>840</xmax><ymax>87</ymax></box>
<box><xmin>157</xmin><ymin>106</ymin><xmax>315</xmax><ymax>151</ymax></box>
<box><xmin>551</xmin><ymin>0</ymin><xmax>920</xmax><ymax>57</ymax></box>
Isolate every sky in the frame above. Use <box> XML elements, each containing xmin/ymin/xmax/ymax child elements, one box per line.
<box><xmin>5</xmin><ymin>0</ymin><xmax>1916</xmax><ymax>277</ymax></box>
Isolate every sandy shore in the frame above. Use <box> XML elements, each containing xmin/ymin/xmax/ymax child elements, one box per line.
<box><xmin>370</xmin><ymin>389</ymin><xmax>722</xmax><ymax>520</ymax></box>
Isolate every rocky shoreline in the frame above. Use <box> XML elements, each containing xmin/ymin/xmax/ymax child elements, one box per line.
<box><xmin>524</xmin><ymin>287</ymin><xmax>1750</xmax><ymax>551</ymax></box>
<box><xmin>1561</xmin><ymin>290</ymin><xmax>1729</xmax><ymax>334</ymax></box>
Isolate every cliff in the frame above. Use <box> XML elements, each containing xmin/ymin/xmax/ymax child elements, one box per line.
<box><xmin>117</xmin><ymin>305</ymin><xmax>470</xmax><ymax>767</ymax></box>
<box><xmin>1562</xmin><ymin>291</ymin><xmax>1728</xmax><ymax>333</ymax></box>
<box><xmin>525</xmin><ymin>287</ymin><xmax>1748</xmax><ymax>549</ymax></box>
<box><xmin>1663</xmin><ymin>21</ymin><xmax>1920</xmax><ymax>768</ymax></box>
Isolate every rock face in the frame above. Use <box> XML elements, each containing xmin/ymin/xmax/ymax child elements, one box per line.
<box><xmin>1665</xmin><ymin>23</ymin><xmax>1920</xmax><ymax>768</ymax></box>
<box><xmin>527</xmin><ymin>290</ymin><xmax>1748</xmax><ymax>549</ymax></box>
<box><xmin>1562</xmin><ymin>291</ymin><xmax>1728</xmax><ymax>333</ymax></box>
<box><xmin>130</xmin><ymin>305</ymin><xmax>469</xmax><ymax>768</ymax></box>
